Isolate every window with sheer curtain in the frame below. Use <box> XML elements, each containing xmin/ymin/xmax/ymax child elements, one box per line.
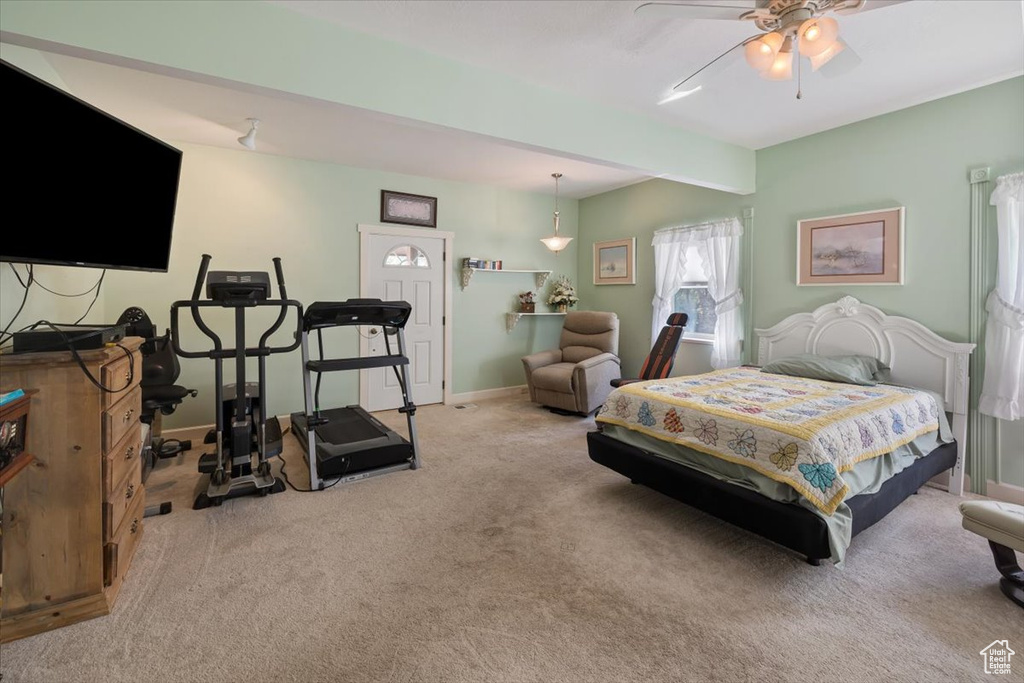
<box><xmin>652</xmin><ymin>218</ymin><xmax>744</xmax><ymax>369</ymax></box>
<box><xmin>671</xmin><ymin>245</ymin><xmax>717</xmax><ymax>340</ymax></box>
<box><xmin>979</xmin><ymin>172</ymin><xmax>1023</xmax><ymax>421</ymax></box>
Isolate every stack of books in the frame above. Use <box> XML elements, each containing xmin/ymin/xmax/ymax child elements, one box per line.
<box><xmin>463</xmin><ymin>258</ymin><xmax>503</xmax><ymax>270</ymax></box>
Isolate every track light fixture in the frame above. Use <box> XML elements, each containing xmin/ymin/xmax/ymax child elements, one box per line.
<box><xmin>237</xmin><ymin>118</ymin><xmax>259</xmax><ymax>151</ymax></box>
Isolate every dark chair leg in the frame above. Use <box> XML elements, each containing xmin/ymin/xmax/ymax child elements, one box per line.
<box><xmin>989</xmin><ymin>540</ymin><xmax>1024</xmax><ymax>608</ymax></box>
<box><xmin>806</xmin><ymin>557</ymin><xmax>823</xmax><ymax>566</ymax></box>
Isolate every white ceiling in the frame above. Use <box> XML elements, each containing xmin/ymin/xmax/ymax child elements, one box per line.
<box><xmin>276</xmin><ymin>0</ymin><xmax>1024</xmax><ymax>149</ymax></box>
<box><xmin>40</xmin><ymin>53</ymin><xmax>651</xmax><ymax>199</ymax></box>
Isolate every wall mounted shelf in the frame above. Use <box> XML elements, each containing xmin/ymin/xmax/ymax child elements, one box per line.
<box><xmin>505</xmin><ymin>311</ymin><xmax>566</xmax><ymax>334</ymax></box>
<box><xmin>460</xmin><ymin>267</ymin><xmax>551</xmax><ymax>290</ymax></box>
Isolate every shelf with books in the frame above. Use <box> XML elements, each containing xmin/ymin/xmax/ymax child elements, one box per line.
<box><xmin>460</xmin><ymin>266</ymin><xmax>552</xmax><ymax>290</ymax></box>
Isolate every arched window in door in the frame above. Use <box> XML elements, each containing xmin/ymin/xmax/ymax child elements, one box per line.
<box><xmin>383</xmin><ymin>245</ymin><xmax>430</xmax><ymax>268</ymax></box>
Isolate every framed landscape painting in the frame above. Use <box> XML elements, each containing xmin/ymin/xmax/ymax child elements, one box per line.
<box><xmin>797</xmin><ymin>207</ymin><xmax>904</xmax><ymax>285</ymax></box>
<box><xmin>593</xmin><ymin>238</ymin><xmax>636</xmax><ymax>285</ymax></box>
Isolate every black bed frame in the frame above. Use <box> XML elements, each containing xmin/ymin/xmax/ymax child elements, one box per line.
<box><xmin>587</xmin><ymin>430</ymin><xmax>958</xmax><ymax>565</ymax></box>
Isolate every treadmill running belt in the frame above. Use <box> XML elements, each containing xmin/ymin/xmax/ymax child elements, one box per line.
<box><xmin>315</xmin><ymin>407</ymin><xmax>386</xmax><ymax>444</ymax></box>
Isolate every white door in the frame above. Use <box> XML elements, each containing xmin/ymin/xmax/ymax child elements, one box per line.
<box><xmin>362</xmin><ymin>231</ymin><xmax>445</xmax><ymax>411</ymax></box>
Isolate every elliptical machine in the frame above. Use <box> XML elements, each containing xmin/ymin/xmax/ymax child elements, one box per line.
<box><xmin>171</xmin><ymin>254</ymin><xmax>302</xmax><ymax>509</ymax></box>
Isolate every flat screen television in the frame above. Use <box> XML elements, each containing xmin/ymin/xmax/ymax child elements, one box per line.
<box><xmin>1</xmin><ymin>59</ymin><xmax>182</xmax><ymax>272</ymax></box>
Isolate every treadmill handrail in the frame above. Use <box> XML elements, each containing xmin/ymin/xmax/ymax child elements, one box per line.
<box><xmin>306</xmin><ymin>354</ymin><xmax>409</xmax><ymax>373</ymax></box>
<box><xmin>302</xmin><ymin>300</ymin><xmax>411</xmax><ymax>331</ymax></box>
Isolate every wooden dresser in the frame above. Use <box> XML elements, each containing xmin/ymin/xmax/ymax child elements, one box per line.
<box><xmin>0</xmin><ymin>337</ymin><xmax>146</xmax><ymax>642</ymax></box>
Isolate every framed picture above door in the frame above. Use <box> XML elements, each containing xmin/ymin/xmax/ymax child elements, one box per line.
<box><xmin>380</xmin><ymin>190</ymin><xmax>438</xmax><ymax>228</ymax></box>
<box><xmin>593</xmin><ymin>237</ymin><xmax>636</xmax><ymax>285</ymax></box>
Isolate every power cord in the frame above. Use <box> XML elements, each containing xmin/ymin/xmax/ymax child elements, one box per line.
<box><xmin>0</xmin><ymin>265</ymin><xmax>107</xmax><ymax>345</ymax></box>
<box><xmin>277</xmin><ymin>450</ymin><xmax>346</xmax><ymax>492</ymax></box>
<box><xmin>276</xmin><ymin>425</ymin><xmax>347</xmax><ymax>492</ymax></box>
<box><xmin>12</xmin><ymin>321</ymin><xmax>135</xmax><ymax>394</ymax></box>
<box><xmin>0</xmin><ymin>264</ymin><xmax>33</xmax><ymax>346</ymax></box>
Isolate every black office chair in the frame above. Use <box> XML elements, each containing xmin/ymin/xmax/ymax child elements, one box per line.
<box><xmin>610</xmin><ymin>313</ymin><xmax>688</xmax><ymax>388</ymax></box>
<box><xmin>117</xmin><ymin>307</ymin><xmax>198</xmax><ymax>516</ymax></box>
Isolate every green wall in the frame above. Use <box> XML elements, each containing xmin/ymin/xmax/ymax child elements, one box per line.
<box><xmin>579</xmin><ymin>76</ymin><xmax>1024</xmax><ymax>490</ymax></box>
<box><xmin>752</xmin><ymin>77</ymin><xmax>1023</xmax><ymax>340</ymax></box>
<box><xmin>576</xmin><ymin>179</ymin><xmax>749</xmax><ymax>377</ymax></box>
<box><xmin>753</xmin><ymin>76</ymin><xmax>1024</xmax><ymax>490</ymax></box>
<box><xmin>1</xmin><ymin>140</ymin><xmax>578</xmax><ymax>427</ymax></box>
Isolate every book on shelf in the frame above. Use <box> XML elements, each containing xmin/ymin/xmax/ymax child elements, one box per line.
<box><xmin>462</xmin><ymin>258</ymin><xmax>502</xmax><ymax>270</ymax></box>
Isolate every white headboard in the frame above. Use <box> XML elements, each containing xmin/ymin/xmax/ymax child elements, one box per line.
<box><xmin>755</xmin><ymin>296</ymin><xmax>975</xmax><ymax>494</ymax></box>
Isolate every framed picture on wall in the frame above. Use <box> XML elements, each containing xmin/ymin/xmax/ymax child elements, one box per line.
<box><xmin>380</xmin><ymin>190</ymin><xmax>438</xmax><ymax>228</ymax></box>
<box><xmin>797</xmin><ymin>207</ymin><xmax>905</xmax><ymax>285</ymax></box>
<box><xmin>593</xmin><ymin>237</ymin><xmax>636</xmax><ymax>285</ymax></box>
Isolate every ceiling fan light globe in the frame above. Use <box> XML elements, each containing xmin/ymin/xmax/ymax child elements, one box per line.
<box><xmin>745</xmin><ymin>40</ymin><xmax>776</xmax><ymax>71</ymax></box>
<box><xmin>744</xmin><ymin>32</ymin><xmax>784</xmax><ymax>72</ymax></box>
<box><xmin>759</xmin><ymin>50</ymin><xmax>793</xmax><ymax>81</ymax></box>
<box><xmin>762</xmin><ymin>31</ymin><xmax>784</xmax><ymax>52</ymax></box>
<box><xmin>799</xmin><ymin>17</ymin><xmax>839</xmax><ymax>57</ymax></box>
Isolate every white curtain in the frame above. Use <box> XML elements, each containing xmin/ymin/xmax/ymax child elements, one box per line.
<box><xmin>979</xmin><ymin>172</ymin><xmax>1024</xmax><ymax>420</ymax></box>
<box><xmin>651</xmin><ymin>218</ymin><xmax>744</xmax><ymax>369</ymax></box>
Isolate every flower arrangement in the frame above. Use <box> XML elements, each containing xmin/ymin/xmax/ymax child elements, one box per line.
<box><xmin>547</xmin><ymin>276</ymin><xmax>579</xmax><ymax>310</ymax></box>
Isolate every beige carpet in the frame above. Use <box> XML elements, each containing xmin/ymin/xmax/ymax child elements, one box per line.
<box><xmin>1</xmin><ymin>396</ymin><xmax>1021</xmax><ymax>683</ymax></box>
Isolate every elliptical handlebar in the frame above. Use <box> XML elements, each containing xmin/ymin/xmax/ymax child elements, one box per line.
<box><xmin>170</xmin><ymin>255</ymin><xmax>303</xmax><ymax>359</ymax></box>
<box><xmin>273</xmin><ymin>257</ymin><xmax>287</xmax><ymax>299</ymax></box>
<box><xmin>260</xmin><ymin>257</ymin><xmax>294</xmax><ymax>349</ymax></box>
<box><xmin>192</xmin><ymin>253</ymin><xmax>212</xmax><ymax>300</ymax></box>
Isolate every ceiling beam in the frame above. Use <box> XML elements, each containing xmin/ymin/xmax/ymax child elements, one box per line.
<box><xmin>0</xmin><ymin>0</ymin><xmax>755</xmax><ymax>194</ymax></box>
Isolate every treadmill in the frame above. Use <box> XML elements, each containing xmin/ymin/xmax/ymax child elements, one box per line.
<box><xmin>290</xmin><ymin>299</ymin><xmax>421</xmax><ymax>490</ymax></box>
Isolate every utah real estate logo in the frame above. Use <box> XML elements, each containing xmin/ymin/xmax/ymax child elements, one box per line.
<box><xmin>980</xmin><ymin>640</ymin><xmax>1015</xmax><ymax>675</ymax></box>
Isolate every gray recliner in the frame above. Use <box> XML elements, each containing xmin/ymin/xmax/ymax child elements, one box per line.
<box><xmin>522</xmin><ymin>311</ymin><xmax>620</xmax><ymax>415</ymax></box>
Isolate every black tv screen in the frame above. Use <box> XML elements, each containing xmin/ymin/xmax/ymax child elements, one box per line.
<box><xmin>1</xmin><ymin>60</ymin><xmax>182</xmax><ymax>272</ymax></box>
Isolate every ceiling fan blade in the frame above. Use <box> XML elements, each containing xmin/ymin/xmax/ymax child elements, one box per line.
<box><xmin>815</xmin><ymin>39</ymin><xmax>863</xmax><ymax>78</ymax></box>
<box><xmin>665</xmin><ymin>35</ymin><xmax>755</xmax><ymax>96</ymax></box>
<box><xmin>634</xmin><ymin>1</ymin><xmax>758</xmax><ymax>21</ymax></box>
<box><xmin>833</xmin><ymin>0</ymin><xmax>909</xmax><ymax>16</ymax></box>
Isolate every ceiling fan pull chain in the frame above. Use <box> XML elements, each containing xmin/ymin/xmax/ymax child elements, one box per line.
<box><xmin>796</xmin><ymin>34</ymin><xmax>803</xmax><ymax>100</ymax></box>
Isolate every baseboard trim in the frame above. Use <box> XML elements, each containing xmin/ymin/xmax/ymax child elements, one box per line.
<box><xmin>449</xmin><ymin>385</ymin><xmax>527</xmax><ymax>404</ymax></box>
<box><xmin>927</xmin><ymin>471</ymin><xmax>1024</xmax><ymax>504</ymax></box>
<box><xmin>984</xmin><ymin>480</ymin><xmax>1024</xmax><ymax>505</ymax></box>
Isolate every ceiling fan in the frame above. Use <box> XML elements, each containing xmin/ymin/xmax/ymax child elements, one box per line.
<box><xmin>638</xmin><ymin>0</ymin><xmax>908</xmax><ymax>101</ymax></box>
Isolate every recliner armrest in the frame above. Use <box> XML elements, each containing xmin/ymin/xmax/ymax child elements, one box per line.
<box><xmin>522</xmin><ymin>348</ymin><xmax>563</xmax><ymax>372</ymax></box>
<box><xmin>574</xmin><ymin>352</ymin><xmax>620</xmax><ymax>371</ymax></box>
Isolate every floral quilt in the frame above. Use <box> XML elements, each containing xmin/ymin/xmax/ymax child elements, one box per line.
<box><xmin>596</xmin><ymin>367</ymin><xmax>941</xmax><ymax>514</ymax></box>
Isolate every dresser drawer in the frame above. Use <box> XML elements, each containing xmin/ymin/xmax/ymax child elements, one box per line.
<box><xmin>102</xmin><ymin>350</ymin><xmax>143</xmax><ymax>411</ymax></box>
<box><xmin>102</xmin><ymin>385</ymin><xmax>141</xmax><ymax>453</ymax></box>
<box><xmin>104</xmin><ymin>460</ymin><xmax>143</xmax><ymax>542</ymax></box>
<box><xmin>104</xmin><ymin>423</ymin><xmax>142</xmax><ymax>496</ymax></box>
<box><xmin>104</xmin><ymin>489</ymin><xmax>144</xmax><ymax>599</ymax></box>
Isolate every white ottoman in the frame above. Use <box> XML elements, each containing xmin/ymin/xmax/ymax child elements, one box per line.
<box><xmin>960</xmin><ymin>500</ymin><xmax>1024</xmax><ymax>608</ymax></box>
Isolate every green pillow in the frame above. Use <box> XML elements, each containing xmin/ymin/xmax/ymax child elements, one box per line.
<box><xmin>760</xmin><ymin>354</ymin><xmax>891</xmax><ymax>386</ymax></box>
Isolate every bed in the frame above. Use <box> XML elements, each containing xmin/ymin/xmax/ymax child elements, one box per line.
<box><xmin>587</xmin><ymin>296</ymin><xmax>975</xmax><ymax>565</ymax></box>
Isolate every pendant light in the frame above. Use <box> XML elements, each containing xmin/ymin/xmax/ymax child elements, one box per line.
<box><xmin>540</xmin><ymin>172</ymin><xmax>572</xmax><ymax>254</ymax></box>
